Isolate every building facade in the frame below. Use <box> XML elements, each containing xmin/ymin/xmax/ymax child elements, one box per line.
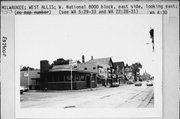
<box><xmin>114</xmin><ymin>62</ymin><xmax>125</xmax><ymax>84</ymax></box>
<box><xmin>124</xmin><ymin>64</ymin><xmax>134</xmax><ymax>83</ymax></box>
<box><xmin>39</xmin><ymin>60</ymin><xmax>97</xmax><ymax>90</ymax></box>
<box><xmin>20</xmin><ymin>56</ymin><xmax>122</xmax><ymax>90</ymax></box>
<box><xmin>77</xmin><ymin>57</ymin><xmax>114</xmax><ymax>87</ymax></box>
<box><xmin>20</xmin><ymin>69</ymin><xmax>40</xmax><ymax>89</ymax></box>
<box><xmin>85</xmin><ymin>57</ymin><xmax>116</xmax><ymax>87</ymax></box>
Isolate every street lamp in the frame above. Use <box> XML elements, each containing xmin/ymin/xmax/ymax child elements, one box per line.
<box><xmin>69</xmin><ymin>59</ymin><xmax>77</xmax><ymax>90</ymax></box>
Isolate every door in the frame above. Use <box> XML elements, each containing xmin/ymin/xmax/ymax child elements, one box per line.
<box><xmin>86</xmin><ymin>75</ymin><xmax>91</xmax><ymax>88</ymax></box>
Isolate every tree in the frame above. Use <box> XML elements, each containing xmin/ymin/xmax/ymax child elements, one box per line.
<box><xmin>49</xmin><ymin>58</ymin><xmax>81</xmax><ymax>69</ymax></box>
<box><xmin>20</xmin><ymin>66</ymin><xmax>34</xmax><ymax>71</ymax></box>
<box><xmin>131</xmin><ymin>62</ymin><xmax>142</xmax><ymax>82</ymax></box>
<box><xmin>49</xmin><ymin>58</ymin><xmax>70</xmax><ymax>69</ymax></box>
<box><xmin>53</xmin><ymin>58</ymin><xmax>69</xmax><ymax>65</ymax></box>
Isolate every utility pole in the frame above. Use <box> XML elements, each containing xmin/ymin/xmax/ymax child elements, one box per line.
<box><xmin>69</xmin><ymin>59</ymin><xmax>77</xmax><ymax>90</ymax></box>
<box><xmin>149</xmin><ymin>28</ymin><xmax>154</xmax><ymax>52</ymax></box>
<box><xmin>27</xmin><ymin>67</ymin><xmax>29</xmax><ymax>90</ymax></box>
<box><xmin>70</xmin><ymin>65</ymin><xmax>72</xmax><ymax>90</ymax></box>
<box><xmin>110</xmin><ymin>67</ymin><xmax>113</xmax><ymax>87</ymax></box>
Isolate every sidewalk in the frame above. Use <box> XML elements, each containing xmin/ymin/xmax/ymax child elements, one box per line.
<box><xmin>28</xmin><ymin>84</ymin><xmax>127</xmax><ymax>93</ymax></box>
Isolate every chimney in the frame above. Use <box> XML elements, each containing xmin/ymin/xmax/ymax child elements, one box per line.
<box><xmin>82</xmin><ymin>55</ymin><xmax>85</xmax><ymax>63</ymax></box>
<box><xmin>40</xmin><ymin>60</ymin><xmax>49</xmax><ymax>73</ymax></box>
<box><xmin>91</xmin><ymin>56</ymin><xmax>93</xmax><ymax>60</ymax></box>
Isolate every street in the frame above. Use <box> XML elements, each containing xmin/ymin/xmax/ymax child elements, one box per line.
<box><xmin>21</xmin><ymin>81</ymin><xmax>154</xmax><ymax>108</ymax></box>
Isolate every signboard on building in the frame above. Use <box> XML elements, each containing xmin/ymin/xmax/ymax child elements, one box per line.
<box><xmin>69</xmin><ymin>60</ymin><xmax>77</xmax><ymax>66</ymax></box>
<box><xmin>24</xmin><ymin>72</ymin><xmax>29</xmax><ymax>77</ymax></box>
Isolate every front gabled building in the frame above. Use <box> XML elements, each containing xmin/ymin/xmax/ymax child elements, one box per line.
<box><xmin>79</xmin><ymin>57</ymin><xmax>116</xmax><ymax>87</ymax></box>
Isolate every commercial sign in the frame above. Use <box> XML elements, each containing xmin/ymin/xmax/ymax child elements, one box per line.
<box><xmin>69</xmin><ymin>60</ymin><xmax>77</xmax><ymax>66</ymax></box>
<box><xmin>24</xmin><ymin>72</ymin><xmax>29</xmax><ymax>77</ymax></box>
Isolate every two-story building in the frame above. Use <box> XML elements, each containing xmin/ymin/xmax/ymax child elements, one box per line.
<box><xmin>124</xmin><ymin>64</ymin><xmax>134</xmax><ymax>84</ymax></box>
<box><xmin>77</xmin><ymin>57</ymin><xmax>115</xmax><ymax>87</ymax></box>
<box><xmin>113</xmin><ymin>61</ymin><xmax>125</xmax><ymax>84</ymax></box>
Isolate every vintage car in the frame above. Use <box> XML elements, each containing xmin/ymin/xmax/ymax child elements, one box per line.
<box><xmin>111</xmin><ymin>82</ymin><xmax>120</xmax><ymax>87</ymax></box>
<box><xmin>146</xmin><ymin>80</ymin><xmax>153</xmax><ymax>86</ymax></box>
<box><xmin>134</xmin><ymin>81</ymin><xmax>142</xmax><ymax>86</ymax></box>
<box><xmin>20</xmin><ymin>86</ymin><xmax>28</xmax><ymax>94</ymax></box>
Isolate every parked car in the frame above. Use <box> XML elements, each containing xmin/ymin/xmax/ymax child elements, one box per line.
<box><xmin>20</xmin><ymin>86</ymin><xmax>28</xmax><ymax>94</ymax></box>
<box><xmin>146</xmin><ymin>80</ymin><xmax>153</xmax><ymax>86</ymax></box>
<box><xmin>134</xmin><ymin>81</ymin><xmax>142</xmax><ymax>86</ymax></box>
<box><xmin>127</xmin><ymin>81</ymin><xmax>134</xmax><ymax>84</ymax></box>
<box><xmin>111</xmin><ymin>82</ymin><xmax>120</xmax><ymax>87</ymax></box>
<box><xmin>20</xmin><ymin>87</ymin><xmax>23</xmax><ymax>94</ymax></box>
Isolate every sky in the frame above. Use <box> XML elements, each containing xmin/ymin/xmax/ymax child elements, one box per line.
<box><xmin>15</xmin><ymin>15</ymin><xmax>162</xmax><ymax>76</ymax></box>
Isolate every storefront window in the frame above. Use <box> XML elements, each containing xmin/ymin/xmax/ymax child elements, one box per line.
<box><xmin>75</xmin><ymin>75</ymin><xmax>79</xmax><ymax>81</ymax></box>
<box><xmin>80</xmin><ymin>75</ymin><xmax>85</xmax><ymax>81</ymax></box>
<box><xmin>65</xmin><ymin>75</ymin><xmax>70</xmax><ymax>81</ymax></box>
<box><xmin>91</xmin><ymin>75</ymin><xmax>95</xmax><ymax>81</ymax></box>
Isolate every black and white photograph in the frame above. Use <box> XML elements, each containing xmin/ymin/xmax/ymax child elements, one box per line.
<box><xmin>1</xmin><ymin>1</ymin><xmax>179</xmax><ymax>119</ymax></box>
<box><xmin>14</xmin><ymin>15</ymin><xmax>162</xmax><ymax>118</ymax></box>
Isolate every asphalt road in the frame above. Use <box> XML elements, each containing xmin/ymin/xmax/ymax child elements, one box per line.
<box><xmin>21</xmin><ymin>82</ymin><xmax>154</xmax><ymax>108</ymax></box>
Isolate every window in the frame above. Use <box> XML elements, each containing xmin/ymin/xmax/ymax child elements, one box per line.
<box><xmin>92</xmin><ymin>75</ymin><xmax>95</xmax><ymax>81</ymax></box>
<box><xmin>75</xmin><ymin>75</ymin><xmax>79</xmax><ymax>81</ymax></box>
<box><xmin>84</xmin><ymin>68</ymin><xmax>87</xmax><ymax>70</ymax></box>
<box><xmin>80</xmin><ymin>75</ymin><xmax>85</xmax><ymax>81</ymax></box>
<box><xmin>93</xmin><ymin>67</ymin><xmax>96</xmax><ymax>70</ymax></box>
<box><xmin>65</xmin><ymin>75</ymin><xmax>70</xmax><ymax>81</ymax></box>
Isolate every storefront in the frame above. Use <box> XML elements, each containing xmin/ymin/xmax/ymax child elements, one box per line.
<box><xmin>40</xmin><ymin>68</ymin><xmax>97</xmax><ymax>90</ymax></box>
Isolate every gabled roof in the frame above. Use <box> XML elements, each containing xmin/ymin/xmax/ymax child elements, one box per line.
<box><xmin>48</xmin><ymin>57</ymin><xmax>114</xmax><ymax>73</ymax></box>
<box><xmin>77</xmin><ymin>61</ymin><xmax>96</xmax><ymax>69</ymax></box>
<box><xmin>113</xmin><ymin>62</ymin><xmax>125</xmax><ymax>68</ymax></box>
<box><xmin>88</xmin><ymin>57</ymin><xmax>113</xmax><ymax>66</ymax></box>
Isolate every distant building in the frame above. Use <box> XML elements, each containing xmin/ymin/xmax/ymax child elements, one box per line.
<box><xmin>141</xmin><ymin>71</ymin><xmax>151</xmax><ymax>81</ymax></box>
<box><xmin>20</xmin><ymin>69</ymin><xmax>40</xmax><ymax>89</ymax></box>
<box><xmin>113</xmin><ymin>62</ymin><xmax>125</xmax><ymax>84</ymax></box>
<box><xmin>124</xmin><ymin>64</ymin><xmax>134</xmax><ymax>83</ymax></box>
